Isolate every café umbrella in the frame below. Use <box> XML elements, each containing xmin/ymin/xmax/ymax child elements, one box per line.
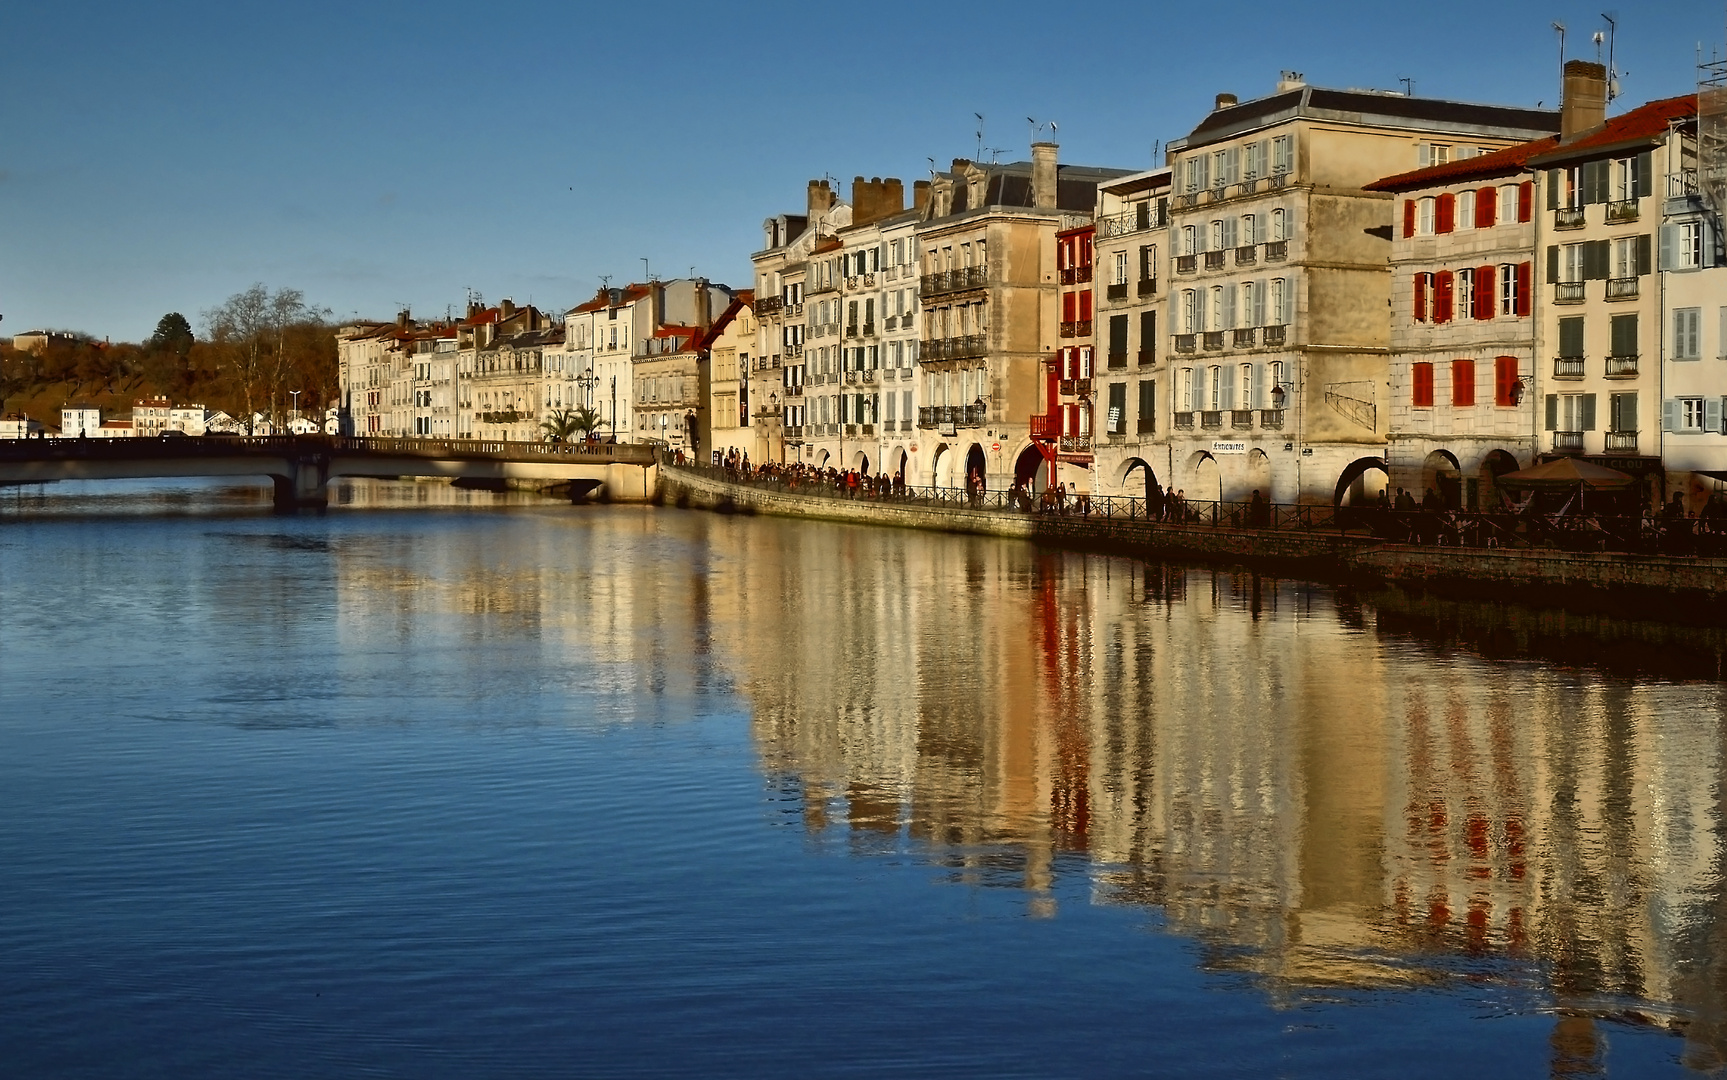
<box><xmin>1494</xmin><ymin>456</ymin><xmax>1635</xmax><ymax>515</ymax></box>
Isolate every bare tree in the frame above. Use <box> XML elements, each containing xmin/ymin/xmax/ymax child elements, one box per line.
<box><xmin>202</xmin><ymin>284</ymin><xmax>271</xmax><ymax>431</ymax></box>
<box><xmin>203</xmin><ymin>284</ymin><xmax>331</xmax><ymax>432</ymax></box>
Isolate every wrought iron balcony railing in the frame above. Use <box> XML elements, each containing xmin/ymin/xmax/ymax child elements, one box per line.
<box><xmin>1606</xmin><ymin>277</ymin><xmax>1639</xmax><ymax>300</ymax></box>
<box><xmin>1555</xmin><ymin>206</ymin><xmax>1586</xmax><ymax>229</ymax></box>
<box><xmin>1553</xmin><ymin>355</ymin><xmax>1585</xmax><ymax>378</ymax></box>
<box><xmin>1606</xmin><ymin>354</ymin><xmax>1639</xmax><ymax>378</ymax></box>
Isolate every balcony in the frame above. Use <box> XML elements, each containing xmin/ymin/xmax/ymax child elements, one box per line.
<box><xmin>1204</xmin><ymin>251</ymin><xmax>1227</xmax><ymax>271</ymax></box>
<box><xmin>862</xmin><ymin>322</ymin><xmax>876</xmax><ymax>337</ymax></box>
<box><xmin>1553</xmin><ymin>355</ymin><xmax>1585</xmax><ymax>378</ymax></box>
<box><xmin>1176</xmin><ymin>254</ymin><xmax>1197</xmax><ymax>274</ymax></box>
<box><xmin>1203</xmin><ymin>331</ymin><xmax>1225</xmax><ymax>350</ymax></box>
<box><xmin>1059</xmin><ymin>434</ymin><xmax>1092</xmax><ymax>454</ymax></box>
<box><xmin>861</xmin><ymin>369</ymin><xmax>875</xmax><ymax>383</ymax></box>
<box><xmin>845</xmin><ymin>324</ymin><xmax>859</xmax><ymax>338</ymax></box>
<box><xmin>1060</xmin><ymin>378</ymin><xmax>1093</xmax><ymax>398</ymax></box>
<box><xmin>1555</xmin><ymin>206</ymin><xmax>1586</xmax><ymax>230</ymax></box>
<box><xmin>1178</xmin><ymin>191</ymin><xmax>1202</xmax><ymax>208</ymax></box>
<box><xmin>1263</xmin><ymin>324</ymin><xmax>1287</xmax><ymax>347</ymax></box>
<box><xmin>1137</xmin><ymin>348</ymin><xmax>1155</xmax><ymax>366</ymax></box>
<box><xmin>1606</xmin><ymin>199</ymin><xmax>1640</xmax><ymax>223</ymax></box>
<box><xmin>1097</xmin><ymin>208</ymin><xmax>1160</xmax><ymax>238</ymax></box>
<box><xmin>923</xmin><ymin>335</ymin><xmax>988</xmax><ymax>361</ymax></box>
<box><xmin>1201</xmin><ymin>411</ymin><xmax>1223</xmax><ymax>429</ymax></box>
<box><xmin>1269</xmin><ymin>172</ymin><xmax>1290</xmax><ymax>189</ymax></box>
<box><xmin>1060</xmin><ymin>268</ymin><xmax>1076</xmax><ymax>284</ymax></box>
<box><xmin>918</xmin><ymin>407</ymin><xmax>940</xmax><ymax>430</ymax></box>
<box><xmin>1554</xmin><ymin>282</ymin><xmax>1586</xmax><ymax>304</ymax></box>
<box><xmin>1606</xmin><ymin>277</ymin><xmax>1639</xmax><ymax>300</ymax></box>
<box><xmin>1606</xmin><ymin>354</ymin><xmax>1639</xmax><ymax>378</ymax></box>
<box><xmin>783</xmin><ymin>384</ymin><xmax>804</xmax><ymax>398</ymax></box>
<box><xmin>755</xmin><ymin>296</ymin><xmax>784</xmax><ymax>316</ymax></box>
<box><xmin>1138</xmin><ymin>277</ymin><xmax>1158</xmax><ymax>297</ymax></box>
<box><xmin>1231</xmin><ymin>410</ymin><xmax>1254</xmax><ymax>429</ymax></box>
<box><xmin>1175</xmin><ymin>334</ymin><xmax>1197</xmax><ymax>353</ymax></box>
<box><xmin>958</xmin><ymin>403</ymin><xmax>987</xmax><ymax>427</ymax></box>
<box><xmin>1173</xmin><ymin>411</ymin><xmax>1195</xmax><ymax>429</ymax></box>
<box><xmin>884</xmin><ymin>315</ymin><xmax>897</xmax><ymax>330</ymax></box>
<box><xmin>1606</xmin><ymin>430</ymin><xmax>1639</xmax><ymax>452</ymax></box>
<box><xmin>783</xmin><ymin>425</ymin><xmax>802</xmax><ymax>439</ymax></box>
<box><xmin>1060</xmin><ymin>321</ymin><xmax>1076</xmax><ymax>338</ymax></box>
<box><xmin>1259</xmin><ymin>409</ymin><xmax>1285</xmax><ymax>429</ymax></box>
<box><xmin>1553</xmin><ymin>430</ymin><xmax>1584</xmax><ymax>453</ymax></box>
<box><xmin>919</xmin><ymin>266</ymin><xmax>988</xmax><ymax>297</ymax></box>
<box><xmin>1235</xmin><ymin>245</ymin><xmax>1257</xmax><ymax>266</ymax></box>
<box><xmin>843</xmin><ymin>370</ymin><xmax>859</xmax><ymax>385</ymax></box>
<box><xmin>1106</xmin><ymin>350</ymin><xmax>1127</xmax><ymax>369</ymax></box>
<box><xmin>784</xmin><ymin>342</ymin><xmax>803</xmax><ymax>358</ymax></box>
<box><xmin>1106</xmin><ymin>282</ymin><xmax>1128</xmax><ymax>300</ymax></box>
<box><xmin>1233</xmin><ymin>328</ymin><xmax>1257</xmax><ymax>347</ymax></box>
<box><xmin>1263</xmin><ymin>240</ymin><xmax>1288</xmax><ymax>261</ymax></box>
<box><xmin>1030</xmin><ymin>413</ymin><xmax>1060</xmax><ymax>438</ymax></box>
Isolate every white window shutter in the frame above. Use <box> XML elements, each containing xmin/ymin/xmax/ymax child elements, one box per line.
<box><xmin>1709</xmin><ymin>397</ymin><xmax>1723</xmax><ymax>434</ymax></box>
<box><xmin>1252</xmin><ymin>363</ymin><xmax>1264</xmax><ymax>409</ymax></box>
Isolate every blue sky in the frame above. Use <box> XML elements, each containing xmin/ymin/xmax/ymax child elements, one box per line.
<box><xmin>0</xmin><ymin>0</ymin><xmax>1717</xmax><ymax>341</ymax></box>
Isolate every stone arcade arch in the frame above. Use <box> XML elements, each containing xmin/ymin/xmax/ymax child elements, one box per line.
<box><xmin>964</xmin><ymin>444</ymin><xmax>987</xmax><ymax>490</ymax></box>
<box><xmin>1014</xmin><ymin>444</ymin><xmax>1049</xmax><ymax>493</ymax></box>
<box><xmin>1334</xmin><ymin>456</ymin><xmax>1389</xmax><ymax>507</ymax></box>
<box><xmin>1478</xmin><ymin>449</ymin><xmax>1520</xmax><ymax>510</ymax></box>
<box><xmin>1118</xmin><ymin>457</ymin><xmax>1160</xmax><ymax>505</ymax></box>
<box><xmin>1421</xmin><ymin>449</ymin><xmax>1463</xmax><ymax>509</ymax></box>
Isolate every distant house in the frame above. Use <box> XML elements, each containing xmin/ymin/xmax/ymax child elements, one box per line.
<box><xmin>169</xmin><ymin>405</ymin><xmax>209</xmax><ymax>436</ymax></box>
<box><xmin>132</xmin><ymin>395</ymin><xmax>172</xmax><ymax>437</ymax></box>
<box><xmin>10</xmin><ymin>330</ymin><xmax>79</xmax><ymax>355</ymax></box>
<box><xmin>0</xmin><ymin>414</ymin><xmax>47</xmax><ymax>438</ymax></box>
<box><xmin>203</xmin><ymin>410</ymin><xmax>242</xmax><ymax>434</ymax></box>
<box><xmin>94</xmin><ymin>419</ymin><xmax>134</xmax><ymax>438</ymax></box>
<box><xmin>61</xmin><ymin>404</ymin><xmax>102</xmax><ymax>438</ymax></box>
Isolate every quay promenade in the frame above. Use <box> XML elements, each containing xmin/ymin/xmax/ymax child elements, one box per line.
<box><xmin>661</xmin><ymin>459</ymin><xmax>1727</xmax><ymax>613</ymax></box>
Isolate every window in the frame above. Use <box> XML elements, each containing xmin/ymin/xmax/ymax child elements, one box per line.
<box><xmin>1499</xmin><ymin>263</ymin><xmax>1522</xmax><ymax>316</ymax></box>
<box><xmin>1270</xmin><ymin>279</ymin><xmax>1287</xmax><ymax>324</ymax></box>
<box><xmin>1544</xmin><ymin>392</ymin><xmax>1596</xmax><ymax>431</ymax></box>
<box><xmin>1612</xmin><ymin>237</ymin><xmax>1638</xmax><ymax>279</ymax></box>
<box><xmin>1499</xmin><ymin>184</ymin><xmax>1521</xmax><ymax>225</ymax></box>
<box><xmin>1457</xmin><ymin>190</ymin><xmax>1475</xmax><ymax>230</ymax></box>
<box><xmin>1244</xmin><ymin>142</ymin><xmax>1265</xmax><ymax>180</ymax></box>
<box><xmin>1106</xmin><ymin>382</ymin><xmax>1126</xmax><ymax>434</ymax></box>
<box><xmin>1209</xmin><ymin>286</ymin><xmax>1224</xmax><ymax>331</ymax></box>
<box><xmin>1457</xmin><ymin>268</ymin><xmax>1475</xmax><ymax>319</ymax></box>
<box><xmin>1417</xmin><ymin>197</ymin><xmax>1436</xmax><ymax>235</ymax></box>
<box><xmin>1211</xmin><ymin>150</ymin><xmax>1228</xmax><ymax>189</ymax></box>
<box><xmin>1270</xmin><ymin>208</ymin><xmax>1287</xmax><ymax>242</ymax></box>
<box><xmin>1558</xmin><ymin>316</ymin><xmax>1584</xmax><ymax>360</ymax></box>
<box><xmin>1139</xmin><ymin>310</ymin><xmax>1156</xmax><ymax>364</ymax></box>
<box><xmin>1683</xmin><ymin>397</ymin><xmax>1707</xmax><ymax>432</ymax></box>
<box><xmin>1272</xmin><ymin>135</ymin><xmax>1293</xmax><ymax>174</ymax></box>
<box><xmin>1241</xmin><ymin>281</ymin><xmax>1258</xmax><ymax>326</ymax></box>
<box><xmin>1433</xmin><ymin>270</ymin><xmax>1454</xmax><ymax>323</ymax></box>
<box><xmin>1451</xmin><ymin>359</ymin><xmax>1475</xmax><ymax>406</ymax></box>
<box><xmin>1238</xmin><ymin>363</ymin><xmax>1253</xmax><ymax>409</ymax></box>
<box><xmin>1114</xmin><ymin>250</ymin><xmax>1128</xmax><ymax>285</ymax></box>
<box><xmin>1241</xmin><ymin>214</ymin><xmax>1256</xmax><ymax>245</ymax></box>
<box><xmin>1419</xmin><ymin>143</ymin><xmax>1451</xmax><ymax>168</ymax></box>
<box><xmin>1413</xmin><ymin>272</ymin><xmax>1430</xmax><ymax>322</ymax></box>
<box><xmin>1181</xmin><ymin>225</ymin><xmax>1197</xmax><ymax>256</ymax></box>
<box><xmin>1210</xmin><ymin>220</ymin><xmax>1225</xmax><ymax>250</ymax></box>
<box><xmin>1138</xmin><ymin>380</ymin><xmax>1156</xmax><ymax>433</ymax></box>
<box><xmin>1208</xmin><ymin>366</ymin><xmax>1223</xmax><ymax>409</ymax></box>
<box><xmin>1181</xmin><ymin>290</ymin><xmax>1200</xmax><ymax>334</ymax></box>
<box><xmin>1268</xmin><ymin>361</ymin><xmax>1285</xmax><ymax>399</ymax></box>
<box><xmin>1494</xmin><ymin>356</ymin><xmax>1520</xmax><ymax>406</ymax></box>
<box><xmin>1610</xmin><ymin>313</ymin><xmax>1638</xmax><ymax>358</ymax></box>
<box><xmin>1677</xmin><ymin>222</ymin><xmax>1704</xmax><ymax>269</ymax></box>
<box><xmin>1412</xmin><ymin>362</ymin><xmax>1434</xmax><ymax>407</ymax></box>
<box><xmin>1560</xmin><ymin>243</ymin><xmax>1585</xmax><ymax>283</ymax></box>
<box><xmin>1610</xmin><ymin>392</ymin><xmax>1637</xmax><ymax>433</ymax></box>
<box><xmin>1612</xmin><ymin>156</ymin><xmax>1639</xmax><ymax>201</ymax></box>
<box><xmin>1179</xmin><ymin>367</ymin><xmax>1195</xmax><ymax>410</ymax></box>
<box><xmin>1674</xmin><ymin>307</ymin><xmax>1702</xmax><ymax>360</ymax></box>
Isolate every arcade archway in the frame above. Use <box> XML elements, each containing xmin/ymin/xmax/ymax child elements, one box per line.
<box><xmin>1334</xmin><ymin>456</ymin><xmax>1389</xmax><ymax>507</ymax></box>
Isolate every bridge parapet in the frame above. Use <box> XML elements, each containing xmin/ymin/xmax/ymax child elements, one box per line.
<box><xmin>0</xmin><ymin>434</ymin><xmax>656</xmax><ymax>466</ymax></box>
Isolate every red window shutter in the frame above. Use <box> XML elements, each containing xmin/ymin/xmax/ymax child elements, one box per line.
<box><xmin>1413</xmin><ymin>274</ymin><xmax>1428</xmax><ymax>321</ymax></box>
<box><xmin>1476</xmin><ymin>265</ymin><xmax>1495</xmax><ymax>319</ymax></box>
<box><xmin>1403</xmin><ymin>199</ymin><xmax>1416</xmax><ymax>238</ymax></box>
<box><xmin>1452</xmin><ymin>359</ymin><xmax>1475</xmax><ymax>407</ymax></box>
<box><xmin>1079</xmin><ymin>291</ymin><xmax>1092</xmax><ymax>321</ymax></box>
<box><xmin>1477</xmin><ymin>187</ymin><xmax>1496</xmax><ymax>228</ymax></box>
<box><xmin>1435</xmin><ymin>271</ymin><xmax>1454</xmax><ymax>323</ymax></box>
<box><xmin>1494</xmin><ymin>356</ymin><xmax>1517</xmax><ymax>406</ymax></box>
<box><xmin>1437</xmin><ymin>193</ymin><xmax>1455</xmax><ymax>234</ymax></box>
<box><xmin>1517</xmin><ymin>181</ymin><xmax>1533</xmax><ymax>222</ymax></box>
<box><xmin>1515</xmin><ymin>262</ymin><xmax>1531</xmax><ymax>315</ymax></box>
<box><xmin>1413</xmin><ymin>362</ymin><xmax>1434</xmax><ymax>407</ymax></box>
<box><xmin>1063</xmin><ymin>292</ymin><xmax>1076</xmax><ymax>321</ymax></box>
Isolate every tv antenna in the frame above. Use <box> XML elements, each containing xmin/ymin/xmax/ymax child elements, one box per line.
<box><xmin>1601</xmin><ymin>13</ymin><xmax>1621</xmax><ymax>100</ymax></box>
<box><xmin>1399</xmin><ymin>76</ymin><xmax>1414</xmax><ymax>96</ymax></box>
<box><xmin>974</xmin><ymin>113</ymin><xmax>985</xmax><ymax>161</ymax></box>
<box><xmin>1553</xmin><ymin>22</ymin><xmax>1567</xmax><ymax>78</ymax></box>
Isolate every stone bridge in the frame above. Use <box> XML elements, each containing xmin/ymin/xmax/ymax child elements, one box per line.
<box><xmin>0</xmin><ymin>435</ymin><xmax>659</xmax><ymax>510</ymax></box>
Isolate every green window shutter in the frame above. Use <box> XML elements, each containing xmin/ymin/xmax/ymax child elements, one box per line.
<box><xmin>1611</xmin><ymin>313</ymin><xmax>1638</xmax><ymax>356</ymax></box>
<box><xmin>1636</xmin><ymin>152</ymin><xmax>1653</xmax><ymax>198</ymax></box>
<box><xmin>1109</xmin><ymin>315</ymin><xmax>1128</xmax><ymax>354</ymax></box>
<box><xmin>1547</xmin><ymin>170</ymin><xmax>1560</xmax><ymax>211</ymax></box>
<box><xmin>1139</xmin><ymin>380</ymin><xmax>1155</xmax><ymax>434</ymax></box>
<box><xmin>1581</xmin><ymin>394</ymin><xmax>1597</xmax><ymax>431</ymax></box>
<box><xmin>1108</xmin><ymin>381</ymin><xmax>1126</xmax><ymax>434</ymax></box>
<box><xmin>1547</xmin><ymin>245</ymin><xmax>1560</xmax><ymax>284</ymax></box>
<box><xmin>1546</xmin><ymin>394</ymin><xmax>1558</xmax><ymax>431</ymax></box>
<box><xmin>1586</xmin><ymin>240</ymin><xmax>1610</xmax><ymax>280</ymax></box>
<box><xmin>1637</xmin><ymin>233</ymin><xmax>1653</xmax><ymax>276</ymax></box>
<box><xmin>1559</xmin><ymin>316</ymin><xmax>1584</xmax><ymax>356</ymax></box>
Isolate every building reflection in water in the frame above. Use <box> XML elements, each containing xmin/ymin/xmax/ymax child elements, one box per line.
<box><xmin>701</xmin><ymin>517</ymin><xmax>1727</xmax><ymax>1072</ymax></box>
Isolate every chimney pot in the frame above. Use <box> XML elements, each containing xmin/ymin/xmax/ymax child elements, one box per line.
<box><xmin>1031</xmin><ymin>141</ymin><xmax>1059</xmax><ymax>210</ymax></box>
<box><xmin>1215</xmin><ymin>93</ymin><xmax>1238</xmax><ymax>110</ymax></box>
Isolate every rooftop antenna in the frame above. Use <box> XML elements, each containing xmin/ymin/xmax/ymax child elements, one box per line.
<box><xmin>599</xmin><ymin>274</ymin><xmax>611</xmax><ymax>290</ymax></box>
<box><xmin>1399</xmin><ymin>76</ymin><xmax>1414</xmax><ymax>96</ymax></box>
<box><xmin>1601</xmin><ymin>13</ymin><xmax>1621</xmax><ymax>100</ymax></box>
<box><xmin>1049</xmin><ymin>121</ymin><xmax>1058</xmax><ymax>139</ymax></box>
<box><xmin>1553</xmin><ymin>22</ymin><xmax>1567</xmax><ymax>81</ymax></box>
<box><xmin>1027</xmin><ymin>116</ymin><xmax>1038</xmax><ymax>143</ymax></box>
<box><xmin>641</xmin><ymin>257</ymin><xmax>651</xmax><ymax>283</ymax></box>
<box><xmin>974</xmin><ymin>113</ymin><xmax>985</xmax><ymax>161</ymax></box>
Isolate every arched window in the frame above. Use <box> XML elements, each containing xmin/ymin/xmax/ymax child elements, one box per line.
<box><xmin>1271</xmin><ymin>208</ymin><xmax>1287</xmax><ymax>242</ymax></box>
<box><xmin>1417</xmin><ymin>197</ymin><xmax>1437</xmax><ymax>235</ymax></box>
<box><xmin>1457</xmin><ymin>190</ymin><xmax>1476</xmax><ymax>230</ymax></box>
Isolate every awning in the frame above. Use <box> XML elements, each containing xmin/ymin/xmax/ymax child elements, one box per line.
<box><xmin>1496</xmin><ymin>456</ymin><xmax>1636</xmax><ymax>491</ymax></box>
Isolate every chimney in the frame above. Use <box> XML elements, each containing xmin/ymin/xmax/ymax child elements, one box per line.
<box><xmin>1561</xmin><ymin>60</ymin><xmax>1608</xmax><ymax>140</ymax></box>
<box><xmin>1277</xmin><ymin>70</ymin><xmax>1305</xmax><ymax>94</ymax></box>
<box><xmin>1215</xmin><ymin>92</ymin><xmax>1238</xmax><ymax>110</ymax></box>
<box><xmin>396</xmin><ymin>308</ymin><xmax>409</xmax><ymax>327</ymax></box>
<box><xmin>913</xmin><ymin>180</ymin><xmax>931</xmax><ymax>216</ymax></box>
<box><xmin>500</xmin><ymin>297</ymin><xmax>517</xmax><ymax>319</ymax></box>
<box><xmin>1031</xmin><ymin>142</ymin><xmax>1058</xmax><ymax>210</ymax></box>
<box><xmin>807</xmin><ymin>179</ymin><xmax>834</xmax><ymax>219</ymax></box>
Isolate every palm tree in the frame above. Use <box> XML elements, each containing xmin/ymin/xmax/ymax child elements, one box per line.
<box><xmin>540</xmin><ymin>409</ymin><xmax>581</xmax><ymax>443</ymax></box>
<box><xmin>541</xmin><ymin>405</ymin><xmax>603</xmax><ymax>443</ymax></box>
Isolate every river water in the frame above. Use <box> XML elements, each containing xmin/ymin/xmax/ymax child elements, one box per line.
<box><xmin>3</xmin><ymin>477</ymin><xmax>1726</xmax><ymax>1078</ymax></box>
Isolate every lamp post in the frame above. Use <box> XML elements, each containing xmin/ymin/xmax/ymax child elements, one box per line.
<box><xmin>610</xmin><ymin>375</ymin><xmax>617</xmax><ymax>443</ymax></box>
<box><xmin>289</xmin><ymin>390</ymin><xmax>302</xmax><ymax>434</ymax></box>
<box><xmin>769</xmin><ymin>391</ymin><xmax>782</xmax><ymax>463</ymax></box>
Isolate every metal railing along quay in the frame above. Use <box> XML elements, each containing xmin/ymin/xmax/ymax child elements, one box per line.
<box><xmin>668</xmin><ymin>460</ymin><xmax>1727</xmax><ymax>557</ymax></box>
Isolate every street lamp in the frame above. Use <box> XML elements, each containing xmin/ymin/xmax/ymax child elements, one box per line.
<box><xmin>289</xmin><ymin>390</ymin><xmax>302</xmax><ymax>433</ymax></box>
<box><xmin>769</xmin><ymin>391</ymin><xmax>782</xmax><ymax>463</ymax></box>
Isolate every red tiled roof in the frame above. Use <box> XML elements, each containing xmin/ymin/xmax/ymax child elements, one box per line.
<box><xmin>569</xmin><ymin>283</ymin><xmax>653</xmax><ymax>314</ymax></box>
<box><xmin>1367</xmin><ymin>93</ymin><xmax>1694</xmax><ymax>192</ymax></box>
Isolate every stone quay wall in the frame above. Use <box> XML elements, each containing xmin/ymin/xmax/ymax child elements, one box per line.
<box><xmin>661</xmin><ymin>466</ymin><xmax>1727</xmax><ymax>609</ymax></box>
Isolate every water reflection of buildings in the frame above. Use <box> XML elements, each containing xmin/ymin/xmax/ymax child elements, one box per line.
<box><xmin>712</xmin><ymin>521</ymin><xmax>1727</xmax><ymax>1070</ymax></box>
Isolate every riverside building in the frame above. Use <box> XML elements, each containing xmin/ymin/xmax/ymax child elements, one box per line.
<box><xmin>1161</xmin><ymin>73</ymin><xmax>1556</xmax><ymax>505</ymax></box>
